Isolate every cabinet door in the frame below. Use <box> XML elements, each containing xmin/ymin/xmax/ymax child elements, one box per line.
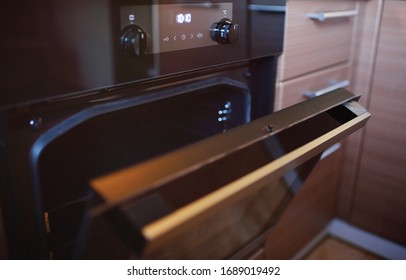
<box><xmin>265</xmin><ymin>148</ymin><xmax>342</xmax><ymax>259</ymax></box>
<box><xmin>276</xmin><ymin>64</ymin><xmax>350</xmax><ymax>110</ymax></box>
<box><xmin>278</xmin><ymin>0</ymin><xmax>357</xmax><ymax>81</ymax></box>
<box><xmin>350</xmin><ymin>0</ymin><xmax>406</xmax><ymax>245</ymax></box>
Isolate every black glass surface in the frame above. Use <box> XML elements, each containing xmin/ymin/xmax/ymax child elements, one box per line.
<box><xmin>36</xmin><ymin>83</ymin><xmax>248</xmax><ymax>253</ymax></box>
<box><xmin>0</xmin><ymin>0</ymin><xmax>251</xmax><ymax>108</ymax></box>
<box><xmin>0</xmin><ymin>0</ymin><xmax>286</xmax><ymax>109</ymax></box>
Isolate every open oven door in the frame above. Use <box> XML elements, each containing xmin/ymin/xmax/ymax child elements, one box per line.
<box><xmin>78</xmin><ymin>89</ymin><xmax>370</xmax><ymax>259</ymax></box>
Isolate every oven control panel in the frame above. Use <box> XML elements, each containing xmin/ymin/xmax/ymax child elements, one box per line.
<box><xmin>120</xmin><ymin>3</ymin><xmax>237</xmax><ymax>56</ymax></box>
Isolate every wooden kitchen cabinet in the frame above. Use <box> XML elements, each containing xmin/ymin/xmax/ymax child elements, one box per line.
<box><xmin>276</xmin><ymin>63</ymin><xmax>349</xmax><ymax>109</ymax></box>
<box><xmin>265</xmin><ymin>0</ymin><xmax>358</xmax><ymax>259</ymax></box>
<box><xmin>336</xmin><ymin>0</ymin><xmax>382</xmax><ymax>221</ymax></box>
<box><xmin>264</xmin><ymin>0</ymin><xmax>406</xmax><ymax>258</ymax></box>
<box><xmin>342</xmin><ymin>0</ymin><xmax>406</xmax><ymax>246</ymax></box>
<box><xmin>278</xmin><ymin>0</ymin><xmax>356</xmax><ymax>81</ymax></box>
<box><xmin>276</xmin><ymin>0</ymin><xmax>357</xmax><ymax>111</ymax></box>
<box><xmin>265</xmin><ymin>149</ymin><xmax>342</xmax><ymax>259</ymax></box>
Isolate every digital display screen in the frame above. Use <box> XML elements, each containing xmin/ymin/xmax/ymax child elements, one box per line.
<box><xmin>121</xmin><ymin>3</ymin><xmax>233</xmax><ymax>54</ymax></box>
<box><xmin>176</xmin><ymin>13</ymin><xmax>192</xmax><ymax>24</ymax></box>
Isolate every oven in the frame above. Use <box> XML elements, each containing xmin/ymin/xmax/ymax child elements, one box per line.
<box><xmin>0</xmin><ymin>0</ymin><xmax>370</xmax><ymax>260</ymax></box>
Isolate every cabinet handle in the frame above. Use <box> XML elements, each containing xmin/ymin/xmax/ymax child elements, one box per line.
<box><xmin>303</xmin><ymin>80</ymin><xmax>350</xmax><ymax>99</ymax></box>
<box><xmin>248</xmin><ymin>4</ymin><xmax>286</xmax><ymax>13</ymax></box>
<box><xmin>307</xmin><ymin>10</ymin><xmax>358</xmax><ymax>22</ymax></box>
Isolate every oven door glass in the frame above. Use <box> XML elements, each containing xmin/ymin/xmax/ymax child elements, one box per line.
<box><xmin>79</xmin><ymin>89</ymin><xmax>370</xmax><ymax>259</ymax></box>
<box><xmin>29</xmin><ymin>77</ymin><xmax>250</xmax><ymax>258</ymax></box>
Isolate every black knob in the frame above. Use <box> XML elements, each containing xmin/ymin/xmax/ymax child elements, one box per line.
<box><xmin>210</xmin><ymin>18</ymin><xmax>240</xmax><ymax>44</ymax></box>
<box><xmin>120</xmin><ymin>24</ymin><xmax>150</xmax><ymax>57</ymax></box>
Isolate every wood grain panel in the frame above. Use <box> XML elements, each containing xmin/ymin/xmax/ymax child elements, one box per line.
<box><xmin>350</xmin><ymin>0</ymin><xmax>406</xmax><ymax>245</ymax></box>
<box><xmin>278</xmin><ymin>0</ymin><xmax>357</xmax><ymax>81</ymax></box>
<box><xmin>276</xmin><ymin>64</ymin><xmax>349</xmax><ymax>111</ymax></box>
<box><xmin>337</xmin><ymin>0</ymin><xmax>383</xmax><ymax>220</ymax></box>
<box><xmin>351</xmin><ymin>0</ymin><xmax>383</xmax><ymax>103</ymax></box>
<box><xmin>265</xmin><ymin>150</ymin><xmax>342</xmax><ymax>259</ymax></box>
<box><xmin>337</xmin><ymin>130</ymin><xmax>364</xmax><ymax>218</ymax></box>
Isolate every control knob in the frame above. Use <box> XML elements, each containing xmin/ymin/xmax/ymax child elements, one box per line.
<box><xmin>120</xmin><ymin>24</ymin><xmax>150</xmax><ymax>57</ymax></box>
<box><xmin>210</xmin><ymin>18</ymin><xmax>240</xmax><ymax>44</ymax></box>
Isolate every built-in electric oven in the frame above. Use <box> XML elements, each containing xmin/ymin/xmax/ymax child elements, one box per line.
<box><xmin>0</xmin><ymin>0</ymin><xmax>370</xmax><ymax>259</ymax></box>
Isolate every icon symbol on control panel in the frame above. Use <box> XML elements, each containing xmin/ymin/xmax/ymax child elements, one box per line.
<box><xmin>181</xmin><ymin>34</ymin><xmax>186</xmax><ymax>40</ymax></box>
<box><xmin>190</xmin><ymin>34</ymin><xmax>194</xmax><ymax>39</ymax></box>
<box><xmin>129</xmin><ymin>14</ymin><xmax>135</xmax><ymax>21</ymax></box>
<box><xmin>197</xmin><ymin>33</ymin><xmax>204</xmax><ymax>39</ymax></box>
<box><xmin>223</xmin><ymin>10</ymin><xmax>228</xmax><ymax>15</ymax></box>
<box><xmin>163</xmin><ymin>37</ymin><xmax>170</xmax><ymax>42</ymax></box>
<box><xmin>173</xmin><ymin>35</ymin><xmax>177</xmax><ymax>41</ymax></box>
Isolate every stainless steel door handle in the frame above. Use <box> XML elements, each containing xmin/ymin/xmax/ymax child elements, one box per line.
<box><xmin>307</xmin><ymin>10</ymin><xmax>358</xmax><ymax>22</ymax></box>
<box><xmin>303</xmin><ymin>80</ymin><xmax>350</xmax><ymax>99</ymax></box>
